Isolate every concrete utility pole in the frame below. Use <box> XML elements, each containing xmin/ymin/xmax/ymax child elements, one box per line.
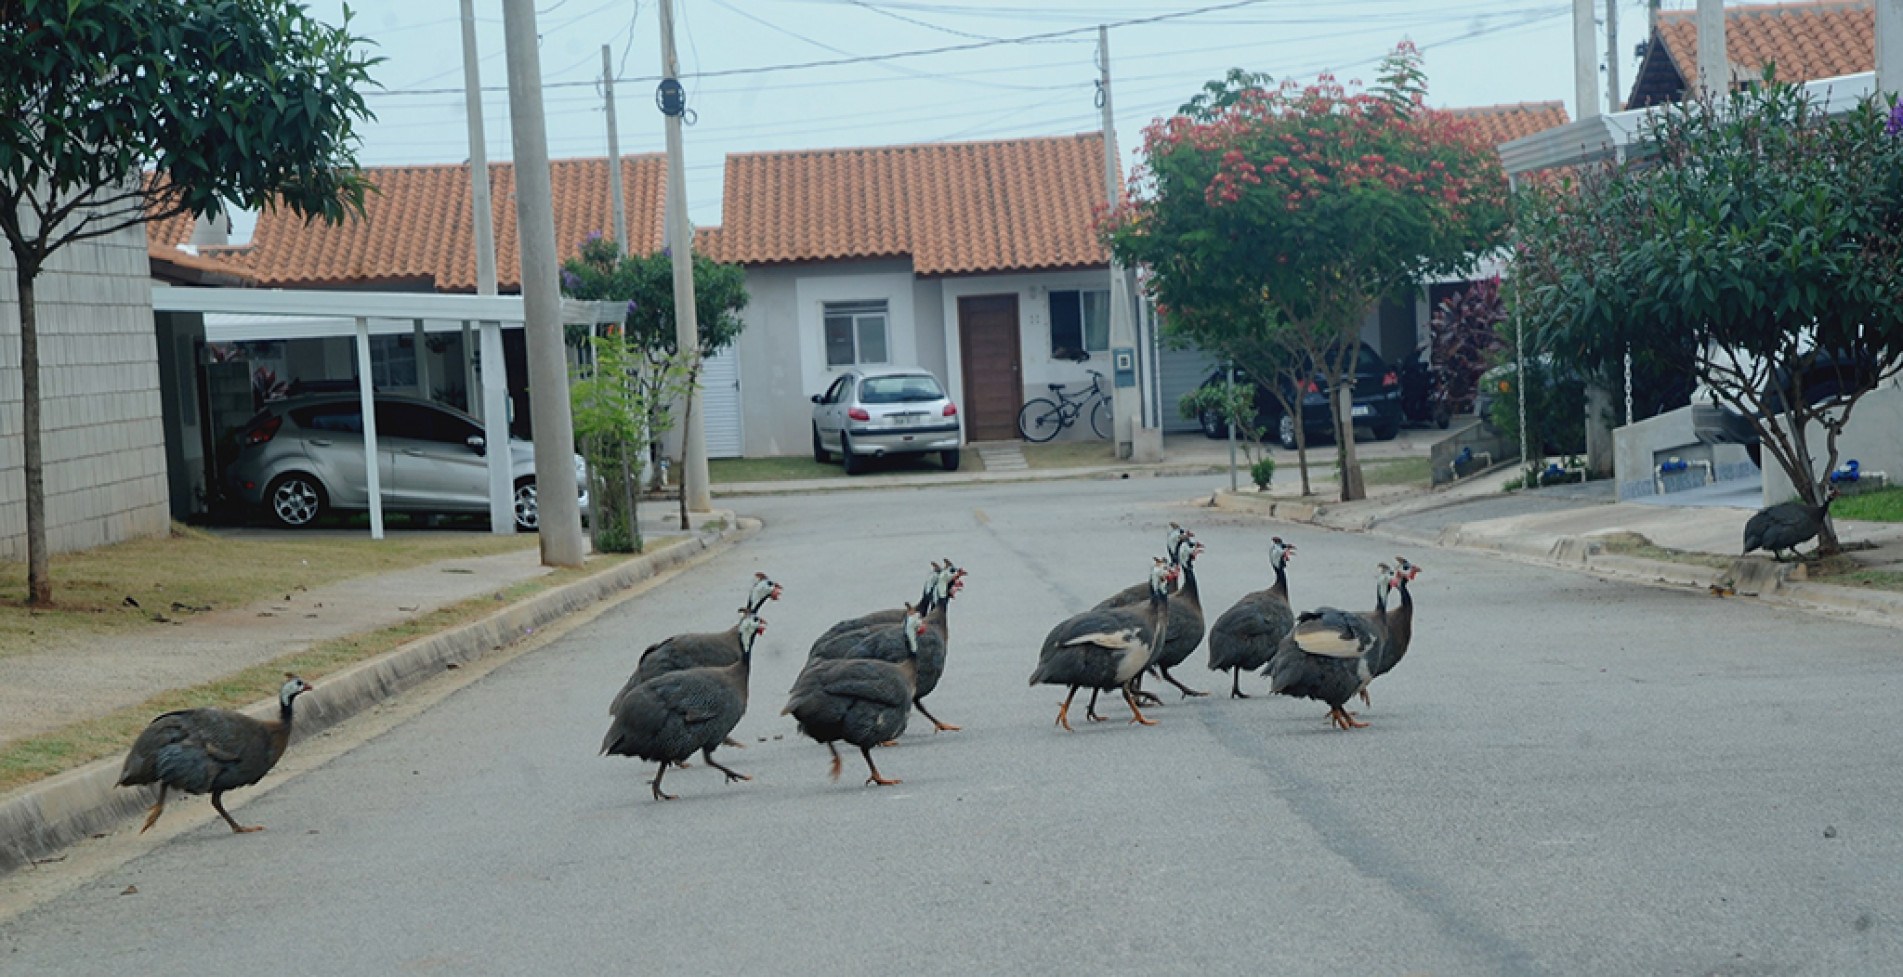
<box><xmin>501</xmin><ymin>0</ymin><xmax>587</xmax><ymax>566</ymax></box>
<box><xmin>1606</xmin><ymin>0</ymin><xmax>1621</xmax><ymax>113</ymax></box>
<box><xmin>1648</xmin><ymin>0</ymin><xmax>1661</xmax><ymax>35</ymax></box>
<box><xmin>461</xmin><ymin>0</ymin><xmax>514</xmax><ymax>536</ymax></box>
<box><xmin>602</xmin><ymin>44</ymin><xmax>628</xmax><ymax>257</ymax></box>
<box><xmin>1098</xmin><ymin>26</ymin><xmax>1157</xmax><ymax>462</ymax></box>
<box><xmin>1880</xmin><ymin>0</ymin><xmax>1903</xmax><ymax>98</ymax></box>
<box><xmin>1697</xmin><ymin>0</ymin><xmax>1727</xmax><ymax>98</ymax></box>
<box><xmin>1575</xmin><ymin>0</ymin><xmax>1600</xmax><ymax>120</ymax></box>
<box><xmin>658</xmin><ymin>0</ymin><xmax>711</xmax><ymax>515</ymax></box>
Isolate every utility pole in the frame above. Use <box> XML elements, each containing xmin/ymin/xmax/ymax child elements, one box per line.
<box><xmin>1574</xmin><ymin>0</ymin><xmax>1600</xmax><ymax>119</ymax></box>
<box><xmin>461</xmin><ymin>0</ymin><xmax>514</xmax><ymax>536</ymax></box>
<box><xmin>1880</xmin><ymin>0</ymin><xmax>1902</xmax><ymax>98</ymax></box>
<box><xmin>602</xmin><ymin>44</ymin><xmax>628</xmax><ymax>257</ymax></box>
<box><xmin>1098</xmin><ymin>26</ymin><xmax>1155</xmax><ymax>462</ymax></box>
<box><xmin>658</xmin><ymin>0</ymin><xmax>711</xmax><ymax>515</ymax></box>
<box><xmin>1648</xmin><ymin>0</ymin><xmax>1661</xmax><ymax>35</ymax></box>
<box><xmin>501</xmin><ymin>0</ymin><xmax>586</xmax><ymax>566</ymax></box>
<box><xmin>1606</xmin><ymin>0</ymin><xmax>1621</xmax><ymax>113</ymax></box>
<box><xmin>1697</xmin><ymin>0</ymin><xmax>1727</xmax><ymax>98</ymax></box>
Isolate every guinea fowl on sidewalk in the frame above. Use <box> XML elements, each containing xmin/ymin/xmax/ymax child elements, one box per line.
<box><xmin>1743</xmin><ymin>489</ymin><xmax>1838</xmax><ymax>562</ymax></box>
<box><xmin>117</xmin><ymin>674</ymin><xmax>316</xmax><ymax>835</ymax></box>
<box><xmin>1031</xmin><ymin>558</ymin><xmax>1177</xmax><ymax>731</ymax></box>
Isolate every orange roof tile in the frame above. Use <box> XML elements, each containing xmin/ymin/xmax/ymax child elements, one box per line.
<box><xmin>706</xmin><ymin>132</ymin><xmax>1110</xmax><ymax>277</ymax></box>
<box><xmin>1636</xmin><ymin>0</ymin><xmax>1873</xmax><ymax>106</ymax></box>
<box><xmin>144</xmin><ymin>208</ymin><xmax>199</xmax><ymax>252</ymax></box>
<box><xmin>1446</xmin><ymin>101</ymin><xmax>1572</xmax><ymax>146</ymax></box>
<box><xmin>175</xmin><ymin>156</ymin><xmax>668</xmax><ymax>292</ymax></box>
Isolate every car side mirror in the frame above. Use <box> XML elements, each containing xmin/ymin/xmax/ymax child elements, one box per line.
<box><xmin>466</xmin><ymin>434</ymin><xmax>486</xmax><ymax>456</ymax></box>
<box><xmin>810</xmin><ymin>394</ymin><xmax>822</xmax><ymax>404</ymax></box>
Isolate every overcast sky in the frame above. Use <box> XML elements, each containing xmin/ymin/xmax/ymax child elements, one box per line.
<box><xmin>279</xmin><ymin>1</ymin><xmax>1770</xmax><ymax>234</ymax></box>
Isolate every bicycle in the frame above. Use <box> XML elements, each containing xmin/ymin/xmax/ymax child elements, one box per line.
<box><xmin>1017</xmin><ymin>369</ymin><xmax>1114</xmax><ymax>442</ymax></box>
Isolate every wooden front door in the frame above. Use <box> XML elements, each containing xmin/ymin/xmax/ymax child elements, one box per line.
<box><xmin>958</xmin><ymin>295</ymin><xmax>1023</xmax><ymax>441</ymax></box>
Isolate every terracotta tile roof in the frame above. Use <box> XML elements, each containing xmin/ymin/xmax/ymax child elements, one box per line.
<box><xmin>144</xmin><ymin>208</ymin><xmax>199</xmax><ymax>251</ymax></box>
<box><xmin>705</xmin><ymin>132</ymin><xmax>1110</xmax><ymax>276</ymax></box>
<box><xmin>1635</xmin><ymin>0</ymin><xmax>1874</xmax><ymax>106</ymax></box>
<box><xmin>1446</xmin><ymin>101</ymin><xmax>1572</xmax><ymax>146</ymax></box>
<box><xmin>165</xmin><ymin>156</ymin><xmax>668</xmax><ymax>292</ymax></box>
<box><xmin>146</xmin><ymin>245</ymin><xmax>257</xmax><ymax>285</ymax></box>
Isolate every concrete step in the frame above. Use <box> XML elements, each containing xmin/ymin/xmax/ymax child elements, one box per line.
<box><xmin>974</xmin><ymin>442</ymin><xmax>1029</xmax><ymax>472</ymax></box>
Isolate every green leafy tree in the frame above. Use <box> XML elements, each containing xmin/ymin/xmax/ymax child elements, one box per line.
<box><xmin>560</xmin><ymin>236</ymin><xmax>748</xmax><ymax>484</ymax></box>
<box><xmin>0</xmin><ymin>0</ymin><xmax>377</xmax><ymax>604</ymax></box>
<box><xmin>570</xmin><ymin>329</ymin><xmax>694</xmax><ymax>553</ymax></box>
<box><xmin>1514</xmin><ymin>79</ymin><xmax>1903</xmax><ymax>555</ymax></box>
<box><xmin>1106</xmin><ymin>42</ymin><xmax>1509</xmax><ymax>500</ymax></box>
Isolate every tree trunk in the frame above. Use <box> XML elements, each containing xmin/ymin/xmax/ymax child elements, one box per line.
<box><xmin>1293</xmin><ymin>406</ymin><xmax>1312</xmax><ymax>497</ymax></box>
<box><xmin>1335</xmin><ymin>383</ymin><xmax>1365</xmax><ymax>501</ymax></box>
<box><xmin>676</xmin><ymin>365</ymin><xmax>698</xmax><ymax>531</ymax></box>
<box><xmin>620</xmin><ymin>439</ymin><xmax>641</xmax><ymax>553</ymax></box>
<box><xmin>15</xmin><ymin>263</ymin><xmax>51</xmax><ymax>605</ymax></box>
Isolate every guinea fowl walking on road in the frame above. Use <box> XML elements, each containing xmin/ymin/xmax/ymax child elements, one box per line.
<box><xmin>809</xmin><ymin>564</ymin><xmax>966</xmax><ymax>732</ymax></box>
<box><xmin>1264</xmin><ymin>565</ymin><xmax>1399</xmax><ymax>730</ymax></box>
<box><xmin>117</xmin><ymin>674</ymin><xmax>315</xmax><ymax>834</ymax></box>
<box><xmin>1097</xmin><ymin>524</ymin><xmax>1193</xmax><ymax>610</ymax></box>
<box><xmin>601</xmin><ymin>616</ymin><xmax>760</xmax><ymax>801</ymax></box>
<box><xmin>784</xmin><ymin>607</ymin><xmax>929</xmax><ymax>786</ymax></box>
<box><xmin>1138</xmin><ymin>534</ymin><xmax>1209</xmax><ymax>699</ymax></box>
<box><xmin>1357</xmin><ymin>557</ymin><xmax>1421</xmax><ymax>709</ymax></box>
<box><xmin>1743</xmin><ymin>489</ymin><xmax>1838</xmax><ymax>561</ymax></box>
<box><xmin>809</xmin><ymin>561</ymin><xmax>955</xmax><ymax>656</ymax></box>
<box><xmin>1031</xmin><ymin>558</ymin><xmax>1177</xmax><ymax>731</ymax></box>
<box><xmin>612</xmin><ymin>601</ymin><xmax>774</xmax><ymax>716</ymax></box>
<box><xmin>1207</xmin><ymin>537</ymin><xmax>1297</xmax><ymax>698</ymax></box>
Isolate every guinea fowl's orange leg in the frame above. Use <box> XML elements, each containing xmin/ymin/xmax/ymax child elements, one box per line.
<box><xmin>1328</xmin><ymin>706</ymin><xmax>1369</xmax><ymax>730</ymax></box>
<box><xmin>914</xmin><ymin>697</ymin><xmax>961</xmax><ymax>732</ymax></box>
<box><xmin>700</xmin><ymin>748</ymin><xmax>751</xmax><ymax>785</ymax></box>
<box><xmin>861</xmin><ymin>746</ymin><xmax>902</xmax><ymax>787</ymax></box>
<box><xmin>827</xmin><ymin>743</ymin><xmax>844</xmax><ymax>781</ymax></box>
<box><xmin>1358</xmin><ymin>689</ymin><xmax>1371</xmax><ymax>708</ymax></box>
<box><xmin>1055</xmin><ymin>687</ymin><xmax>1079</xmax><ymax>732</ymax></box>
<box><xmin>1123</xmin><ymin>685</ymin><xmax>1159</xmax><ymax>726</ymax></box>
<box><xmin>138</xmin><ymin>784</ymin><xmax>168</xmax><ymax>834</ymax></box>
<box><xmin>651</xmin><ymin>761</ymin><xmax>679</xmax><ymax>801</ymax></box>
<box><xmin>211</xmin><ymin>792</ymin><xmax>263</xmax><ymax>833</ymax></box>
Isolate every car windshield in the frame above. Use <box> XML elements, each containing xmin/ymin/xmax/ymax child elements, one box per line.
<box><xmin>859</xmin><ymin>375</ymin><xmax>944</xmax><ymax>404</ymax></box>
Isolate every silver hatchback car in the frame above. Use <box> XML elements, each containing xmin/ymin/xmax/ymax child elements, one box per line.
<box><xmin>223</xmin><ymin>393</ymin><xmax>587</xmax><ymax>530</ymax></box>
<box><xmin>810</xmin><ymin>368</ymin><xmax>962</xmax><ymax>474</ymax></box>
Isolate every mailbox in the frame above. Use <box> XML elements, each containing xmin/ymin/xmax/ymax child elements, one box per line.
<box><xmin>1112</xmin><ymin>347</ymin><xmax>1136</xmax><ymax>388</ymax></box>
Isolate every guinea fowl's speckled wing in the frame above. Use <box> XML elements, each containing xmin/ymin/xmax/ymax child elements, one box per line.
<box><xmin>1288</xmin><ymin>608</ymin><xmax>1376</xmax><ymax>658</ymax></box>
<box><xmin>1207</xmin><ymin>593</ymin><xmax>1296</xmax><ymax>670</ymax></box>
<box><xmin>617</xmin><ymin>631</ymin><xmax>740</xmax><ymax>712</ymax></box>
<box><xmin>1265</xmin><ymin>629</ymin><xmax>1368</xmax><ymax>707</ymax></box>
<box><xmin>789</xmin><ymin>659</ymin><xmax>911</xmax><ymax>710</ymax></box>
<box><xmin>137</xmin><ymin>709</ymin><xmax>273</xmax><ymax>793</ymax></box>
<box><xmin>1062</xmin><ymin>628</ymin><xmax>1143</xmax><ymax>649</ymax></box>
<box><xmin>646</xmin><ymin>671</ymin><xmax>743</xmax><ymax>726</ymax></box>
<box><xmin>1093</xmin><ymin>579</ymin><xmax>1151</xmax><ymax>611</ymax></box>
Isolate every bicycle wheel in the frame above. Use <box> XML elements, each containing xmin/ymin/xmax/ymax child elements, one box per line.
<box><xmin>1089</xmin><ymin>397</ymin><xmax>1113</xmax><ymax>440</ymax></box>
<box><xmin>1017</xmin><ymin>398</ymin><xmax>1064</xmax><ymax>442</ymax></box>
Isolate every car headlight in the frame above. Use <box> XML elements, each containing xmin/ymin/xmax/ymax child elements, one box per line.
<box><xmin>574</xmin><ymin>455</ymin><xmax>589</xmax><ymax>481</ymax></box>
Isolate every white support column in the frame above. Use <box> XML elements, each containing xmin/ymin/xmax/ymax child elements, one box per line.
<box><xmin>1881</xmin><ymin>0</ymin><xmax>1903</xmax><ymax>98</ymax></box>
<box><xmin>413</xmin><ymin>318</ymin><xmax>431</xmax><ymax>400</ymax></box>
<box><xmin>354</xmin><ymin>316</ymin><xmax>385</xmax><ymax>540</ymax></box>
<box><xmin>462</xmin><ymin>321</ymin><xmax>479</xmax><ymax>417</ymax></box>
<box><xmin>1697</xmin><ymin>0</ymin><xmax>1727</xmax><ymax>97</ymax></box>
<box><xmin>461</xmin><ymin>0</ymin><xmax>512</xmax><ymax>535</ymax></box>
<box><xmin>1606</xmin><ymin>0</ymin><xmax>1622</xmax><ymax>113</ymax></box>
<box><xmin>1575</xmin><ymin>0</ymin><xmax>1601</xmax><ymax>120</ymax></box>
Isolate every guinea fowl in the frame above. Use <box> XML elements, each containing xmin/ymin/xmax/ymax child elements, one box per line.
<box><xmin>1030</xmin><ymin>558</ymin><xmax>1177</xmax><ymax>731</ymax></box>
<box><xmin>809</xmin><ymin>563</ymin><xmax>966</xmax><ymax>732</ymax></box>
<box><xmin>808</xmin><ymin>560</ymin><xmax>960</xmax><ymax>659</ymax></box>
<box><xmin>1096</xmin><ymin>524</ymin><xmax>1194</xmax><ymax>610</ymax></box>
<box><xmin>783</xmin><ymin>607</ymin><xmax>928</xmax><ymax>786</ymax></box>
<box><xmin>601</xmin><ymin>616</ymin><xmax>760</xmax><ymax>801</ymax></box>
<box><xmin>611</xmin><ymin>605</ymin><xmax>773</xmax><ymax>716</ymax></box>
<box><xmin>1207</xmin><ymin>537</ymin><xmax>1298</xmax><ymax>698</ymax></box>
<box><xmin>1357</xmin><ymin>557</ymin><xmax>1422</xmax><ymax>709</ymax></box>
<box><xmin>1141</xmin><ymin>535</ymin><xmax>1209</xmax><ymax>699</ymax></box>
<box><xmin>1743</xmin><ymin>489</ymin><xmax>1838</xmax><ymax>561</ymax></box>
<box><xmin>1264</xmin><ymin>564</ymin><xmax>1399</xmax><ymax>730</ymax></box>
<box><xmin>117</xmin><ymin>674</ymin><xmax>315</xmax><ymax>834</ymax></box>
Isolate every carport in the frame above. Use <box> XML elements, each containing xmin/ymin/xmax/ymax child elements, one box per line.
<box><xmin>151</xmin><ymin>285</ymin><xmax>622</xmax><ymax>539</ymax></box>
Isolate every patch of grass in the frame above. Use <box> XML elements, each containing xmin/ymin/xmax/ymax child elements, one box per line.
<box><xmin>0</xmin><ymin>525</ymin><xmax>537</xmax><ymax>653</ymax></box>
<box><xmin>1594</xmin><ymin>532</ymin><xmax>1736</xmax><ymax>570</ymax></box>
<box><xmin>1362</xmin><ymin>456</ymin><xmax>1433</xmax><ymax>488</ymax></box>
<box><xmin>0</xmin><ymin>548</ymin><xmax>660</xmax><ymax>796</ymax></box>
<box><xmin>709</xmin><ymin>451</ymin><xmax>978</xmax><ymax>483</ymax></box>
<box><xmin>1020</xmin><ymin>440</ymin><xmax>1118</xmax><ymax>469</ymax></box>
<box><xmin>1833</xmin><ymin>486</ymin><xmax>1903</xmax><ymax>523</ymax></box>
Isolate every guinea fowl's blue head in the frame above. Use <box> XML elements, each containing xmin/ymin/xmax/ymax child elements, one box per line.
<box><xmin>278</xmin><ymin>674</ymin><xmax>314</xmax><ymax>707</ymax></box>
<box><xmin>747</xmin><ymin>572</ymin><xmax>783</xmax><ymax>611</ymax></box>
<box><xmin>738</xmin><ymin>610</ymin><xmax>768</xmax><ymax>649</ymax></box>
<box><xmin>1374</xmin><ymin>564</ymin><xmax>1394</xmax><ymax>604</ymax></box>
<box><xmin>934</xmin><ymin>560</ymin><xmax>966</xmax><ymax>601</ymax></box>
<box><xmin>1148</xmin><ymin>557</ymin><xmax>1178</xmax><ymax>596</ymax></box>
<box><xmin>1270</xmin><ymin>537</ymin><xmax>1296</xmax><ymax>569</ymax></box>
<box><xmin>1393</xmin><ymin>556</ymin><xmax>1420</xmax><ymax>586</ymax></box>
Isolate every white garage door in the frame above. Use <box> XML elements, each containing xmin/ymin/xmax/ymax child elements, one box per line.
<box><xmin>1158</xmin><ymin>345</ymin><xmax>1222</xmax><ymax>433</ymax></box>
<box><xmin>701</xmin><ymin>346</ymin><xmax>743</xmax><ymax>459</ymax></box>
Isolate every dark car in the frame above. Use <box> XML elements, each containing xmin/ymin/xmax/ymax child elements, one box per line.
<box><xmin>1193</xmin><ymin>342</ymin><xmax>1403</xmax><ymax>449</ymax></box>
<box><xmin>1692</xmin><ymin>347</ymin><xmax>1889</xmax><ymax>468</ymax></box>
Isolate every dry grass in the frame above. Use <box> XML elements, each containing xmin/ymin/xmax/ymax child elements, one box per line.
<box><xmin>1020</xmin><ymin>440</ymin><xmax>1119</xmax><ymax>469</ymax></box>
<box><xmin>1362</xmin><ymin>456</ymin><xmax>1433</xmax><ymax>488</ymax></box>
<box><xmin>0</xmin><ymin>549</ymin><xmax>656</xmax><ymax>796</ymax></box>
<box><xmin>0</xmin><ymin>525</ymin><xmax>537</xmax><ymax>653</ymax></box>
<box><xmin>1593</xmin><ymin>532</ymin><xmax>1737</xmax><ymax>570</ymax></box>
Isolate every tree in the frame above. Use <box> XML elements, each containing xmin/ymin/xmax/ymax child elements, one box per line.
<box><xmin>570</xmin><ymin>329</ymin><xmax>694</xmax><ymax>554</ymax></box>
<box><xmin>1428</xmin><ymin>277</ymin><xmax>1505</xmax><ymax>416</ymax></box>
<box><xmin>1</xmin><ymin>0</ymin><xmax>377</xmax><ymax>605</ymax></box>
<box><xmin>560</xmin><ymin>236</ymin><xmax>747</xmax><ymax>486</ymax></box>
<box><xmin>1514</xmin><ymin>79</ymin><xmax>1903</xmax><ymax>555</ymax></box>
<box><xmin>1106</xmin><ymin>43</ymin><xmax>1509</xmax><ymax>500</ymax></box>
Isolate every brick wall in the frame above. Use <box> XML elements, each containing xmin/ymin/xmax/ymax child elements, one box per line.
<box><xmin>0</xmin><ymin>223</ymin><xmax>171</xmax><ymax>560</ymax></box>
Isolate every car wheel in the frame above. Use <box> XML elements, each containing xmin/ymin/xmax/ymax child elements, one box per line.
<box><xmin>840</xmin><ymin>434</ymin><xmax>863</xmax><ymax>475</ymax></box>
<box><xmin>1199</xmin><ymin>409</ymin><xmax>1227</xmax><ymax>440</ymax></box>
<box><xmin>265</xmin><ymin>473</ymin><xmax>326</xmax><ymax>528</ymax></box>
<box><xmin>811</xmin><ymin>424</ymin><xmax>830</xmax><ymax>463</ymax></box>
<box><xmin>941</xmin><ymin>449</ymin><xmax>961</xmax><ymax>471</ymax></box>
<box><xmin>513</xmin><ymin>478</ymin><xmax>539</xmax><ymax>531</ymax></box>
<box><xmin>1278</xmin><ymin>413</ymin><xmax>1298</xmax><ymax>450</ymax></box>
<box><xmin>1373</xmin><ymin>420</ymin><xmax>1400</xmax><ymax>441</ymax></box>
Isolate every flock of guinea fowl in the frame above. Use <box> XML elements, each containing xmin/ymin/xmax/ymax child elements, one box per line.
<box><xmin>116</xmin><ymin>522</ymin><xmax>1422</xmax><ymax>830</ymax></box>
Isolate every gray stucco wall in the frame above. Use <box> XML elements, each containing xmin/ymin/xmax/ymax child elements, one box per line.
<box><xmin>1</xmin><ymin>223</ymin><xmax>171</xmax><ymax>558</ymax></box>
<box><xmin>1760</xmin><ymin>384</ymin><xmax>1903</xmax><ymax>504</ymax></box>
<box><xmin>1612</xmin><ymin>404</ymin><xmax>1757</xmax><ymax>501</ymax></box>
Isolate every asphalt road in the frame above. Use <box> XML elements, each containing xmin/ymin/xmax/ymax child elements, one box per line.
<box><xmin>6</xmin><ymin>474</ymin><xmax>1903</xmax><ymax>976</ymax></box>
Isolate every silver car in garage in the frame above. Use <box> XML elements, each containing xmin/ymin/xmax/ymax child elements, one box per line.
<box><xmin>810</xmin><ymin>368</ymin><xmax>962</xmax><ymax>474</ymax></box>
<box><xmin>223</xmin><ymin>393</ymin><xmax>587</xmax><ymax>530</ymax></box>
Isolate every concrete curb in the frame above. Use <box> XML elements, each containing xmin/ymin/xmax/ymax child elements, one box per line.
<box><xmin>0</xmin><ymin>517</ymin><xmax>760</xmax><ymax>877</ymax></box>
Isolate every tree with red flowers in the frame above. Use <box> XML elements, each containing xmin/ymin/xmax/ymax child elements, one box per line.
<box><xmin>1105</xmin><ymin>44</ymin><xmax>1509</xmax><ymax>499</ymax></box>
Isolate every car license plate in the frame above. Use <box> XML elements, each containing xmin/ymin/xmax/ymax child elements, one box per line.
<box><xmin>1351</xmin><ymin>404</ymin><xmax>1371</xmax><ymax>418</ymax></box>
<box><xmin>888</xmin><ymin>413</ymin><xmax>923</xmax><ymax>428</ymax></box>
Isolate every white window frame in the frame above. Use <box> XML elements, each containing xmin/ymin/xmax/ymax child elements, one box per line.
<box><xmin>1049</xmin><ymin>288</ymin><xmax>1111</xmax><ymax>359</ymax></box>
<box><xmin>368</xmin><ymin>333</ymin><xmax>418</xmax><ymax>389</ymax></box>
<box><xmin>823</xmin><ymin>300</ymin><xmax>890</xmax><ymax>367</ymax></box>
